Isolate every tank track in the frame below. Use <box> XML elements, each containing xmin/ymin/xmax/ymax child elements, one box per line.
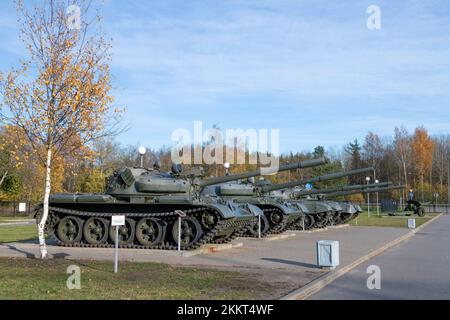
<box><xmin>210</xmin><ymin>219</ymin><xmax>256</xmax><ymax>244</ymax></box>
<box><xmin>310</xmin><ymin>213</ymin><xmax>333</xmax><ymax>229</ymax></box>
<box><xmin>240</xmin><ymin>209</ymin><xmax>300</xmax><ymax>238</ymax></box>
<box><xmin>48</xmin><ymin>206</ymin><xmax>246</xmax><ymax>251</ymax></box>
<box><xmin>288</xmin><ymin>214</ymin><xmax>315</xmax><ymax>231</ymax></box>
<box><xmin>341</xmin><ymin>212</ymin><xmax>357</xmax><ymax>224</ymax></box>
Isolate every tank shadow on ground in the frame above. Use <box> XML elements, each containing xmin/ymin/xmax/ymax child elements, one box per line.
<box><xmin>5</xmin><ymin>244</ymin><xmax>35</xmax><ymax>259</ymax></box>
<box><xmin>261</xmin><ymin>258</ymin><xmax>318</xmax><ymax>269</ymax></box>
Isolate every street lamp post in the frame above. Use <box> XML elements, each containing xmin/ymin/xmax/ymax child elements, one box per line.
<box><xmin>138</xmin><ymin>147</ymin><xmax>146</xmax><ymax>168</ymax></box>
<box><xmin>448</xmin><ymin>158</ymin><xmax>450</xmax><ymax>212</ymax></box>
<box><xmin>375</xmin><ymin>179</ymin><xmax>380</xmax><ymax>216</ymax></box>
<box><xmin>433</xmin><ymin>193</ymin><xmax>439</xmax><ymax>212</ymax></box>
<box><xmin>366</xmin><ymin>177</ymin><xmax>371</xmax><ymax>217</ymax></box>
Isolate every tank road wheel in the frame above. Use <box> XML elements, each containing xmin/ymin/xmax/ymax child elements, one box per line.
<box><xmin>314</xmin><ymin>213</ymin><xmax>327</xmax><ymax>228</ymax></box>
<box><xmin>83</xmin><ymin>217</ymin><xmax>109</xmax><ymax>245</ymax></box>
<box><xmin>267</xmin><ymin>210</ymin><xmax>283</xmax><ymax>226</ymax></box>
<box><xmin>109</xmin><ymin>218</ymin><xmax>136</xmax><ymax>245</ymax></box>
<box><xmin>200</xmin><ymin>212</ymin><xmax>219</xmax><ymax>230</ymax></box>
<box><xmin>304</xmin><ymin>215</ymin><xmax>315</xmax><ymax>229</ymax></box>
<box><xmin>248</xmin><ymin>214</ymin><xmax>269</xmax><ymax>237</ymax></box>
<box><xmin>57</xmin><ymin>216</ymin><xmax>83</xmax><ymax>244</ymax></box>
<box><xmin>136</xmin><ymin>218</ymin><xmax>164</xmax><ymax>246</ymax></box>
<box><xmin>172</xmin><ymin>217</ymin><xmax>203</xmax><ymax>249</ymax></box>
<box><xmin>332</xmin><ymin>213</ymin><xmax>341</xmax><ymax>225</ymax></box>
<box><xmin>417</xmin><ymin>207</ymin><xmax>426</xmax><ymax>217</ymax></box>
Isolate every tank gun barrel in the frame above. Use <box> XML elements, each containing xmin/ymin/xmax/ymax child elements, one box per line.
<box><xmin>262</xmin><ymin>167</ymin><xmax>374</xmax><ymax>193</ymax></box>
<box><xmin>326</xmin><ymin>185</ymin><xmax>406</xmax><ymax>198</ymax></box>
<box><xmin>293</xmin><ymin>181</ymin><xmax>392</xmax><ymax>197</ymax></box>
<box><xmin>197</xmin><ymin>157</ymin><xmax>328</xmax><ymax>188</ymax></box>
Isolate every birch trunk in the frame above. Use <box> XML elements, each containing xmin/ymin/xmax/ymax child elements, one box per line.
<box><xmin>38</xmin><ymin>147</ymin><xmax>52</xmax><ymax>259</ymax></box>
<box><xmin>0</xmin><ymin>170</ymin><xmax>8</xmax><ymax>188</ymax></box>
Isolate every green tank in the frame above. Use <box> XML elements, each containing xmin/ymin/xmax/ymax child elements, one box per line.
<box><xmin>38</xmin><ymin>158</ymin><xmax>326</xmax><ymax>250</ymax></box>
<box><xmin>260</xmin><ymin>167</ymin><xmax>375</xmax><ymax>229</ymax></box>
<box><xmin>201</xmin><ymin>158</ymin><xmax>328</xmax><ymax>237</ymax></box>
<box><xmin>290</xmin><ymin>182</ymin><xmax>391</xmax><ymax>227</ymax></box>
<box><xmin>207</xmin><ymin>166</ymin><xmax>374</xmax><ymax>234</ymax></box>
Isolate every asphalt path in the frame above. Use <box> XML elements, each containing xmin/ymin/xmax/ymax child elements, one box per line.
<box><xmin>310</xmin><ymin>215</ymin><xmax>450</xmax><ymax>300</ymax></box>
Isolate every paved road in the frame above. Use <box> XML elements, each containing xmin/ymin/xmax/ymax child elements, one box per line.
<box><xmin>310</xmin><ymin>215</ymin><xmax>450</xmax><ymax>300</ymax></box>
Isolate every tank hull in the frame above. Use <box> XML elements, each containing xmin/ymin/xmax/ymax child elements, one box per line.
<box><xmin>40</xmin><ymin>194</ymin><xmax>257</xmax><ymax>250</ymax></box>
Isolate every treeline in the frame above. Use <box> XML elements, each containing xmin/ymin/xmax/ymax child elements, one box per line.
<box><xmin>0</xmin><ymin>125</ymin><xmax>448</xmax><ymax>203</ymax></box>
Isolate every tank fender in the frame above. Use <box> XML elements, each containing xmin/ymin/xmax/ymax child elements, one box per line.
<box><xmin>340</xmin><ymin>203</ymin><xmax>357</xmax><ymax>214</ymax></box>
<box><xmin>326</xmin><ymin>201</ymin><xmax>343</xmax><ymax>212</ymax></box>
<box><xmin>302</xmin><ymin>201</ymin><xmax>334</xmax><ymax>214</ymax></box>
<box><xmin>294</xmin><ymin>202</ymin><xmax>310</xmax><ymax>214</ymax></box>
<box><xmin>246</xmin><ymin>203</ymin><xmax>264</xmax><ymax>217</ymax></box>
<box><xmin>353</xmin><ymin>204</ymin><xmax>363</xmax><ymax>213</ymax></box>
<box><xmin>266</xmin><ymin>201</ymin><xmax>300</xmax><ymax>215</ymax></box>
<box><xmin>202</xmin><ymin>203</ymin><xmax>238</xmax><ymax>219</ymax></box>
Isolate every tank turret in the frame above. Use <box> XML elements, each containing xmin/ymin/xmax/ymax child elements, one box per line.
<box><xmin>105</xmin><ymin>158</ymin><xmax>328</xmax><ymax>200</ymax></box>
<box><xmin>197</xmin><ymin>158</ymin><xmax>328</xmax><ymax>188</ymax></box>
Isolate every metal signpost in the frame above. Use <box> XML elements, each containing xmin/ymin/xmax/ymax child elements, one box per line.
<box><xmin>434</xmin><ymin>193</ymin><xmax>439</xmax><ymax>211</ymax></box>
<box><xmin>111</xmin><ymin>215</ymin><xmax>125</xmax><ymax>273</ymax></box>
<box><xmin>375</xmin><ymin>180</ymin><xmax>380</xmax><ymax>216</ymax></box>
<box><xmin>258</xmin><ymin>214</ymin><xmax>261</xmax><ymax>239</ymax></box>
<box><xmin>304</xmin><ymin>184</ymin><xmax>312</xmax><ymax>230</ymax></box>
<box><xmin>366</xmin><ymin>177</ymin><xmax>371</xmax><ymax>217</ymax></box>
<box><xmin>175</xmin><ymin>210</ymin><xmax>187</xmax><ymax>252</ymax></box>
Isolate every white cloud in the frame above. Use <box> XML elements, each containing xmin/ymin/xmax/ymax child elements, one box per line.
<box><xmin>107</xmin><ymin>2</ymin><xmax>450</xmax><ymax>110</ymax></box>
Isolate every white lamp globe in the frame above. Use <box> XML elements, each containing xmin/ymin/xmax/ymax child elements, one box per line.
<box><xmin>138</xmin><ymin>147</ymin><xmax>147</xmax><ymax>155</ymax></box>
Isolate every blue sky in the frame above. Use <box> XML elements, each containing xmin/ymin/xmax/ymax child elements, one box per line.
<box><xmin>1</xmin><ymin>0</ymin><xmax>450</xmax><ymax>154</ymax></box>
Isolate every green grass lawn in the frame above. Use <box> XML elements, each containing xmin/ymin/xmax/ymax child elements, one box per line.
<box><xmin>0</xmin><ymin>224</ymin><xmax>38</xmax><ymax>244</ymax></box>
<box><xmin>350</xmin><ymin>211</ymin><xmax>438</xmax><ymax>228</ymax></box>
<box><xmin>0</xmin><ymin>258</ymin><xmax>278</xmax><ymax>300</ymax></box>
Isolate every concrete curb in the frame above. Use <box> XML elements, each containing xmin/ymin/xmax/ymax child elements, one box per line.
<box><xmin>264</xmin><ymin>233</ymin><xmax>296</xmax><ymax>241</ymax></box>
<box><xmin>281</xmin><ymin>214</ymin><xmax>443</xmax><ymax>300</ymax></box>
<box><xmin>243</xmin><ymin>233</ymin><xmax>297</xmax><ymax>241</ymax></box>
<box><xmin>180</xmin><ymin>242</ymin><xmax>244</xmax><ymax>257</ymax></box>
<box><xmin>327</xmin><ymin>224</ymin><xmax>350</xmax><ymax>229</ymax></box>
<box><xmin>291</xmin><ymin>228</ymin><xmax>328</xmax><ymax>234</ymax></box>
